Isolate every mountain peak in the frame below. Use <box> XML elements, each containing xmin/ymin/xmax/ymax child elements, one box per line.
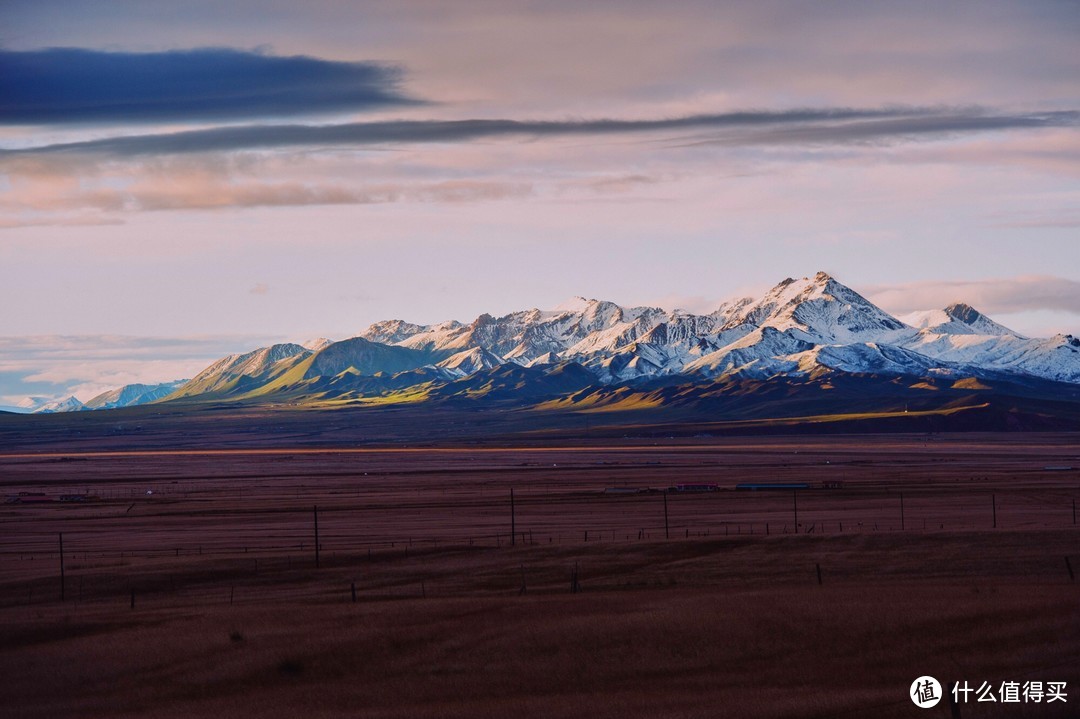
<box><xmin>939</xmin><ymin>302</ymin><xmax>1021</xmax><ymax>337</ymax></box>
<box><xmin>944</xmin><ymin>302</ymin><xmax>982</xmax><ymax>324</ymax></box>
<box><xmin>33</xmin><ymin>395</ymin><xmax>86</xmax><ymax>414</ymax></box>
<box><xmin>301</xmin><ymin>337</ymin><xmax>334</xmax><ymax>352</ymax></box>
<box><xmin>731</xmin><ymin>272</ymin><xmax>907</xmax><ymax>343</ymax></box>
<box><xmin>553</xmin><ymin>296</ymin><xmax>593</xmax><ymax>313</ymax></box>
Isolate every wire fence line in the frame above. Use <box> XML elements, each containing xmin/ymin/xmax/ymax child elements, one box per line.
<box><xmin>2</xmin><ymin>486</ymin><xmax>1078</xmax><ymax>570</ymax></box>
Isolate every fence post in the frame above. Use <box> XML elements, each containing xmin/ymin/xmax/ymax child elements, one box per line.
<box><xmin>313</xmin><ymin>505</ymin><xmax>320</xmax><ymax>568</ymax></box>
<box><xmin>793</xmin><ymin>490</ymin><xmax>799</xmax><ymax>532</ymax></box>
<box><xmin>58</xmin><ymin>532</ymin><xmax>65</xmax><ymax>602</ymax></box>
<box><xmin>900</xmin><ymin>492</ymin><xmax>905</xmax><ymax>531</ymax></box>
<box><xmin>511</xmin><ymin>488</ymin><xmax>516</xmax><ymax>547</ymax></box>
<box><xmin>664</xmin><ymin>492</ymin><xmax>670</xmax><ymax>540</ymax></box>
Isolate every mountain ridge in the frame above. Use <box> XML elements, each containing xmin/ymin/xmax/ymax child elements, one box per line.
<box><xmin>26</xmin><ymin>272</ymin><xmax>1079</xmax><ymax>415</ymax></box>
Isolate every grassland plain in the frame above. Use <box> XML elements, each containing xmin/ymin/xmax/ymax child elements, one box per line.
<box><xmin>2</xmin><ymin>433</ymin><xmax>1079</xmax><ymax>717</ymax></box>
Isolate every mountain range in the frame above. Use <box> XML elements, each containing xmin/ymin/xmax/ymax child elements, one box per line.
<box><xmin>15</xmin><ymin>272</ymin><xmax>1080</xmax><ymax>425</ymax></box>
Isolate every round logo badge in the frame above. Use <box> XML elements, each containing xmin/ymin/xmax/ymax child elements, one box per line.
<box><xmin>910</xmin><ymin>676</ymin><xmax>943</xmax><ymax>708</ymax></box>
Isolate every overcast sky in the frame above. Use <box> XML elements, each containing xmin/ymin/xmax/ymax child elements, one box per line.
<box><xmin>1</xmin><ymin>1</ymin><xmax>1079</xmax><ymax>403</ymax></box>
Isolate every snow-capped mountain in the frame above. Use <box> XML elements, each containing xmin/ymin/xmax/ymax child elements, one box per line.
<box><xmin>84</xmin><ymin>380</ymin><xmax>189</xmax><ymax>410</ymax></box>
<box><xmin>347</xmin><ymin>271</ymin><xmax>1075</xmax><ymax>388</ymax></box>
<box><xmin>300</xmin><ymin>337</ymin><xmax>334</xmax><ymax>352</ymax></box>
<box><xmin>63</xmin><ymin>271</ymin><xmax>1079</xmax><ymax>412</ymax></box>
<box><xmin>901</xmin><ymin>303</ymin><xmax>1021</xmax><ymax>337</ymax></box>
<box><xmin>436</xmin><ymin>346</ymin><xmax>505</xmax><ymax>377</ymax></box>
<box><xmin>8</xmin><ymin>396</ymin><xmax>53</xmax><ymax>413</ymax></box>
<box><xmin>723</xmin><ymin>272</ymin><xmax>912</xmax><ymax>344</ymax></box>
<box><xmin>33</xmin><ymin>396</ymin><xmax>86</xmax><ymax>414</ymax></box>
<box><xmin>362</xmin><ymin>299</ymin><xmax>672</xmax><ymax>365</ymax></box>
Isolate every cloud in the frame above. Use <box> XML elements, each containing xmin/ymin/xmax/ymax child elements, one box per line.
<box><xmin>679</xmin><ymin>113</ymin><xmax>1080</xmax><ymax>148</ymax></box>
<box><xmin>0</xmin><ymin>334</ymin><xmax>288</xmax><ymax>402</ymax></box>
<box><xmin>0</xmin><ymin>171</ymin><xmax>536</xmax><ymax>218</ymax></box>
<box><xmin>985</xmin><ymin>208</ymin><xmax>1080</xmax><ymax>229</ymax></box>
<box><xmin>0</xmin><ymin>214</ymin><xmax>124</xmax><ymax>229</ymax></box>
<box><xmin>5</xmin><ymin>106</ymin><xmax>1076</xmax><ymax>157</ymax></box>
<box><xmin>0</xmin><ymin>47</ymin><xmax>414</xmax><ymax>125</ymax></box>
<box><xmin>864</xmin><ymin>276</ymin><xmax>1080</xmax><ymax>316</ymax></box>
<box><xmin>0</xmin><ymin>334</ymin><xmax>284</xmax><ymax>361</ymax></box>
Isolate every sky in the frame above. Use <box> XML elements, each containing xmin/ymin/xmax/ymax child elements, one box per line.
<box><xmin>1</xmin><ymin>0</ymin><xmax>1079</xmax><ymax>404</ymax></box>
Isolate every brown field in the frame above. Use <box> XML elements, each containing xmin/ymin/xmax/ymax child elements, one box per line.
<box><xmin>2</xmin><ymin>433</ymin><xmax>1080</xmax><ymax>717</ymax></box>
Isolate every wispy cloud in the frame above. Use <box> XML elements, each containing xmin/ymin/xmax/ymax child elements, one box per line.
<box><xmin>0</xmin><ymin>214</ymin><xmax>124</xmax><ymax>229</ymax></box>
<box><xmin>5</xmin><ymin>106</ymin><xmax>1075</xmax><ymax>157</ymax></box>
<box><xmin>0</xmin><ymin>47</ymin><xmax>413</xmax><ymax>125</ymax></box>
<box><xmin>985</xmin><ymin>208</ymin><xmax>1080</xmax><ymax>229</ymax></box>
<box><xmin>0</xmin><ymin>334</ymin><xmax>287</xmax><ymax>403</ymax></box>
<box><xmin>865</xmin><ymin>275</ymin><xmax>1080</xmax><ymax>316</ymax></box>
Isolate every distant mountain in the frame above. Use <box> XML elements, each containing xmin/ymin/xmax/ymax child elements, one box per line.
<box><xmin>0</xmin><ymin>396</ymin><xmax>52</xmax><ymax>413</ymax></box>
<box><xmin>84</xmin><ymin>380</ymin><xmax>189</xmax><ymax>410</ymax></box>
<box><xmin>902</xmin><ymin>302</ymin><xmax>1021</xmax><ymax>337</ymax></box>
<box><xmin>33</xmin><ymin>396</ymin><xmax>86</xmax><ymax>414</ymax></box>
<box><xmin>61</xmin><ymin>271</ymin><xmax>1080</xmax><ymax>419</ymax></box>
<box><xmin>301</xmin><ymin>337</ymin><xmax>334</xmax><ymax>351</ymax></box>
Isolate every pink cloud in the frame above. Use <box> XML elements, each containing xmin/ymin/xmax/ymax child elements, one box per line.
<box><xmin>864</xmin><ymin>275</ymin><xmax>1080</xmax><ymax>315</ymax></box>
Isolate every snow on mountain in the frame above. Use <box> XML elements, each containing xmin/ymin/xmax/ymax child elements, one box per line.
<box><xmin>33</xmin><ymin>396</ymin><xmax>86</xmax><ymax>414</ymax></box>
<box><xmin>901</xmin><ymin>303</ymin><xmax>1021</xmax><ymax>337</ymax></box>
<box><xmin>345</xmin><ymin>274</ymin><xmax>1078</xmax><ymax>387</ymax></box>
<box><xmin>903</xmin><ymin>332</ymin><xmax>1080</xmax><ymax>384</ymax></box>
<box><xmin>891</xmin><ymin>301</ymin><xmax>1080</xmax><ymax>383</ymax></box>
<box><xmin>381</xmin><ymin>299</ymin><xmax>672</xmax><ymax>364</ymax></box>
<box><xmin>709</xmin><ymin>296</ymin><xmax>756</xmax><ymax>325</ymax></box>
<box><xmin>59</xmin><ymin>272</ymin><xmax>1080</xmax><ymax>410</ymax></box>
<box><xmin>436</xmin><ymin>347</ymin><xmax>505</xmax><ymax>377</ymax></box>
<box><xmin>301</xmin><ymin>337</ymin><xmax>334</xmax><ymax>352</ymax></box>
<box><xmin>389</xmin><ymin>320</ymin><xmax>471</xmax><ymax>354</ymax></box>
<box><xmin>360</xmin><ymin>319</ymin><xmax>434</xmax><ymax>345</ymax></box>
<box><xmin>725</xmin><ymin>272</ymin><xmax>912</xmax><ymax>344</ymax></box>
<box><xmin>524</xmin><ymin>351</ymin><xmax>563</xmax><ymax>367</ymax></box>
<box><xmin>553</xmin><ymin>296</ymin><xmax>593</xmax><ymax>313</ymax></box>
<box><xmin>85</xmin><ymin>380</ymin><xmax>189</xmax><ymax>410</ymax></box>
<box><xmin>683</xmin><ymin>326</ymin><xmax>815</xmax><ymax>378</ymax></box>
<box><xmin>16</xmin><ymin>396</ymin><xmax>52</xmax><ymax>412</ymax></box>
<box><xmin>795</xmin><ymin>343</ymin><xmax>952</xmax><ymax>378</ymax></box>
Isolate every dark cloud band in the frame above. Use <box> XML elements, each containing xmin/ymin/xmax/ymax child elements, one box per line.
<box><xmin>3</xmin><ymin>107</ymin><xmax>1076</xmax><ymax>157</ymax></box>
<box><xmin>0</xmin><ymin>48</ymin><xmax>413</xmax><ymax>124</ymax></box>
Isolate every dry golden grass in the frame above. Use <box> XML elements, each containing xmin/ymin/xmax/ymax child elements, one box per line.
<box><xmin>2</xmin><ymin>435</ymin><xmax>1079</xmax><ymax>717</ymax></box>
<box><xmin>3</xmin><ymin>571</ymin><xmax>1078</xmax><ymax>718</ymax></box>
